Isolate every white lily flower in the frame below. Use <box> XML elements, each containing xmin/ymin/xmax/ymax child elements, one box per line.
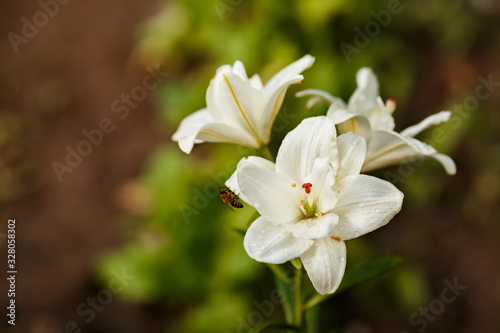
<box><xmin>172</xmin><ymin>55</ymin><xmax>315</xmax><ymax>153</ymax></box>
<box><xmin>296</xmin><ymin>68</ymin><xmax>456</xmax><ymax>175</ymax></box>
<box><xmin>226</xmin><ymin>117</ymin><xmax>403</xmax><ymax>295</ymax></box>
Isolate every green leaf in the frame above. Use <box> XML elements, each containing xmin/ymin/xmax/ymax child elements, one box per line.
<box><xmin>304</xmin><ymin>256</ymin><xmax>403</xmax><ymax>309</ymax></box>
<box><xmin>249</xmin><ymin>320</ymin><xmax>300</xmax><ymax>333</ymax></box>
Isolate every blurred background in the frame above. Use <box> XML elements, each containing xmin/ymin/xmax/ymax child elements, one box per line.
<box><xmin>1</xmin><ymin>0</ymin><xmax>500</xmax><ymax>332</ymax></box>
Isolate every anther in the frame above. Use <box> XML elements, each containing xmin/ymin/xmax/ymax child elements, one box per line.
<box><xmin>315</xmin><ymin>212</ymin><xmax>322</xmax><ymax>217</ymax></box>
<box><xmin>292</xmin><ymin>183</ymin><xmax>297</xmax><ymax>187</ymax></box>
<box><xmin>386</xmin><ymin>98</ymin><xmax>396</xmax><ymax>114</ymax></box>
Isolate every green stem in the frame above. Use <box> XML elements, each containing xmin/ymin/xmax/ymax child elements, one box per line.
<box><xmin>260</xmin><ymin>146</ymin><xmax>275</xmax><ymax>162</ymax></box>
<box><xmin>267</xmin><ymin>264</ymin><xmax>293</xmax><ymax>285</ymax></box>
<box><xmin>294</xmin><ymin>265</ymin><xmax>303</xmax><ymax>328</ymax></box>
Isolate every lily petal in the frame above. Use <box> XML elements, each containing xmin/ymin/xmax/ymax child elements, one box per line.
<box><xmin>336</xmin><ymin>132</ymin><xmax>367</xmax><ymax>180</ymax></box>
<box><xmin>225</xmin><ymin>156</ymin><xmax>275</xmax><ymax>206</ymax></box>
<box><xmin>296</xmin><ymin>89</ymin><xmax>346</xmax><ymax>110</ymax></box>
<box><xmin>244</xmin><ymin>217</ymin><xmax>314</xmax><ymax>264</ymax></box>
<box><xmin>276</xmin><ymin>116</ymin><xmax>338</xmax><ymax>183</ymax></box>
<box><xmin>232</xmin><ymin>60</ymin><xmax>248</xmax><ymax>80</ymax></box>
<box><xmin>176</xmin><ymin>119</ymin><xmax>260</xmax><ymax>154</ymax></box>
<box><xmin>263</xmin><ymin>55</ymin><xmax>315</xmax><ymax>100</ymax></box>
<box><xmin>207</xmin><ymin>72</ymin><xmax>265</xmax><ymax>144</ymax></box>
<box><xmin>366</xmin><ymin>96</ymin><xmax>395</xmax><ymax>132</ymax></box>
<box><xmin>301</xmin><ymin>238</ymin><xmax>347</xmax><ymax>295</ymax></box>
<box><xmin>400</xmin><ymin>111</ymin><xmax>452</xmax><ymax>138</ymax></box>
<box><xmin>362</xmin><ymin>130</ymin><xmax>456</xmax><ymax>175</ymax></box>
<box><xmin>348</xmin><ymin>67</ymin><xmax>379</xmax><ymax>107</ymax></box>
<box><xmin>334</xmin><ymin>174</ymin><xmax>404</xmax><ymax>241</ymax></box>
<box><xmin>249</xmin><ymin>73</ymin><xmax>264</xmax><ymax>91</ymax></box>
<box><xmin>287</xmin><ymin>213</ymin><xmax>338</xmax><ymax>240</ymax></box>
<box><xmin>258</xmin><ymin>55</ymin><xmax>315</xmax><ymax>141</ymax></box>
<box><xmin>326</xmin><ymin>107</ymin><xmax>373</xmax><ymax>141</ymax></box>
<box><xmin>172</xmin><ymin>108</ymin><xmax>212</xmax><ymax>145</ymax></box>
<box><xmin>238</xmin><ymin>161</ymin><xmax>303</xmax><ymax>225</ymax></box>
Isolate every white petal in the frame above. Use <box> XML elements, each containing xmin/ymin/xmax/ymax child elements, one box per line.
<box><xmin>258</xmin><ymin>55</ymin><xmax>315</xmax><ymax>140</ymax></box>
<box><xmin>249</xmin><ymin>74</ymin><xmax>263</xmax><ymax>90</ymax></box>
<box><xmin>336</xmin><ymin>132</ymin><xmax>367</xmax><ymax>180</ymax></box>
<box><xmin>244</xmin><ymin>217</ymin><xmax>314</xmax><ymax>264</ymax></box>
<box><xmin>238</xmin><ymin>161</ymin><xmax>303</xmax><ymax>225</ymax></box>
<box><xmin>172</xmin><ymin>108</ymin><xmax>213</xmax><ymax>143</ymax></box>
<box><xmin>301</xmin><ymin>238</ymin><xmax>347</xmax><ymax>295</ymax></box>
<box><xmin>232</xmin><ymin>60</ymin><xmax>248</xmax><ymax>80</ymax></box>
<box><xmin>258</xmin><ymin>83</ymin><xmax>289</xmax><ymax>142</ymax></box>
<box><xmin>287</xmin><ymin>213</ymin><xmax>338</xmax><ymax>240</ymax></box>
<box><xmin>177</xmin><ymin>121</ymin><xmax>261</xmax><ymax>153</ymax></box>
<box><xmin>348</xmin><ymin>68</ymin><xmax>379</xmax><ymax>107</ymax></box>
<box><xmin>225</xmin><ymin>156</ymin><xmax>276</xmax><ymax>206</ymax></box>
<box><xmin>400</xmin><ymin>111</ymin><xmax>452</xmax><ymax>138</ymax></box>
<box><xmin>326</xmin><ymin>107</ymin><xmax>357</xmax><ymax>123</ymax></box>
<box><xmin>333</xmin><ymin>174</ymin><xmax>403</xmax><ymax>241</ymax></box>
<box><xmin>263</xmin><ymin>55</ymin><xmax>315</xmax><ymax>100</ymax></box>
<box><xmin>276</xmin><ymin>116</ymin><xmax>338</xmax><ymax>183</ymax></box>
<box><xmin>173</xmin><ymin>109</ymin><xmax>259</xmax><ymax>153</ymax></box>
<box><xmin>366</xmin><ymin>96</ymin><xmax>395</xmax><ymax>132</ymax></box>
<box><xmin>431</xmin><ymin>153</ymin><xmax>457</xmax><ymax>175</ymax></box>
<box><xmin>206</xmin><ymin>72</ymin><xmax>265</xmax><ymax>144</ymax></box>
<box><xmin>327</xmin><ymin>108</ymin><xmax>373</xmax><ymax>141</ymax></box>
<box><xmin>362</xmin><ymin>130</ymin><xmax>456</xmax><ymax>175</ymax></box>
<box><xmin>215</xmin><ymin>64</ymin><xmax>233</xmax><ymax>75</ymax></box>
<box><xmin>295</xmin><ymin>89</ymin><xmax>346</xmax><ymax>110</ymax></box>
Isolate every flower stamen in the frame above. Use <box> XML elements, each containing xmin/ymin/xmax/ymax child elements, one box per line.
<box><xmin>386</xmin><ymin>98</ymin><xmax>396</xmax><ymax>114</ymax></box>
<box><xmin>298</xmin><ymin>200</ymin><xmax>307</xmax><ymax>216</ymax></box>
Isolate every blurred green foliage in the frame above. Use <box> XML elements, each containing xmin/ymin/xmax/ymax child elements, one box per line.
<box><xmin>94</xmin><ymin>0</ymin><xmax>499</xmax><ymax>331</ymax></box>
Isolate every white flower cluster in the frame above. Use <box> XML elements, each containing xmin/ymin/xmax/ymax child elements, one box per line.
<box><xmin>173</xmin><ymin>56</ymin><xmax>455</xmax><ymax>295</ymax></box>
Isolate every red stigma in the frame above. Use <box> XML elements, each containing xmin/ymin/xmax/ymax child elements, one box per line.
<box><xmin>302</xmin><ymin>183</ymin><xmax>313</xmax><ymax>194</ymax></box>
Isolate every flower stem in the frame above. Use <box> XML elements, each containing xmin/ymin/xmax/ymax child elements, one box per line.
<box><xmin>260</xmin><ymin>146</ymin><xmax>275</xmax><ymax>162</ymax></box>
<box><xmin>294</xmin><ymin>265</ymin><xmax>303</xmax><ymax>328</ymax></box>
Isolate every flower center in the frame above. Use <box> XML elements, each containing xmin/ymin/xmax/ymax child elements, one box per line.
<box><xmin>297</xmin><ymin>182</ymin><xmax>320</xmax><ymax>218</ymax></box>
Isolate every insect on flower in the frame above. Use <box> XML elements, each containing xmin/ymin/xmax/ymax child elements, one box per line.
<box><xmin>220</xmin><ymin>187</ymin><xmax>243</xmax><ymax>212</ymax></box>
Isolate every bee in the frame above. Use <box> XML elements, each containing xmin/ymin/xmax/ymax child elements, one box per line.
<box><xmin>219</xmin><ymin>187</ymin><xmax>243</xmax><ymax>212</ymax></box>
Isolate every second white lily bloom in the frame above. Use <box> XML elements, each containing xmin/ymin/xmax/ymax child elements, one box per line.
<box><xmin>226</xmin><ymin>117</ymin><xmax>404</xmax><ymax>295</ymax></box>
<box><xmin>297</xmin><ymin>68</ymin><xmax>456</xmax><ymax>175</ymax></box>
<box><xmin>172</xmin><ymin>55</ymin><xmax>315</xmax><ymax>153</ymax></box>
